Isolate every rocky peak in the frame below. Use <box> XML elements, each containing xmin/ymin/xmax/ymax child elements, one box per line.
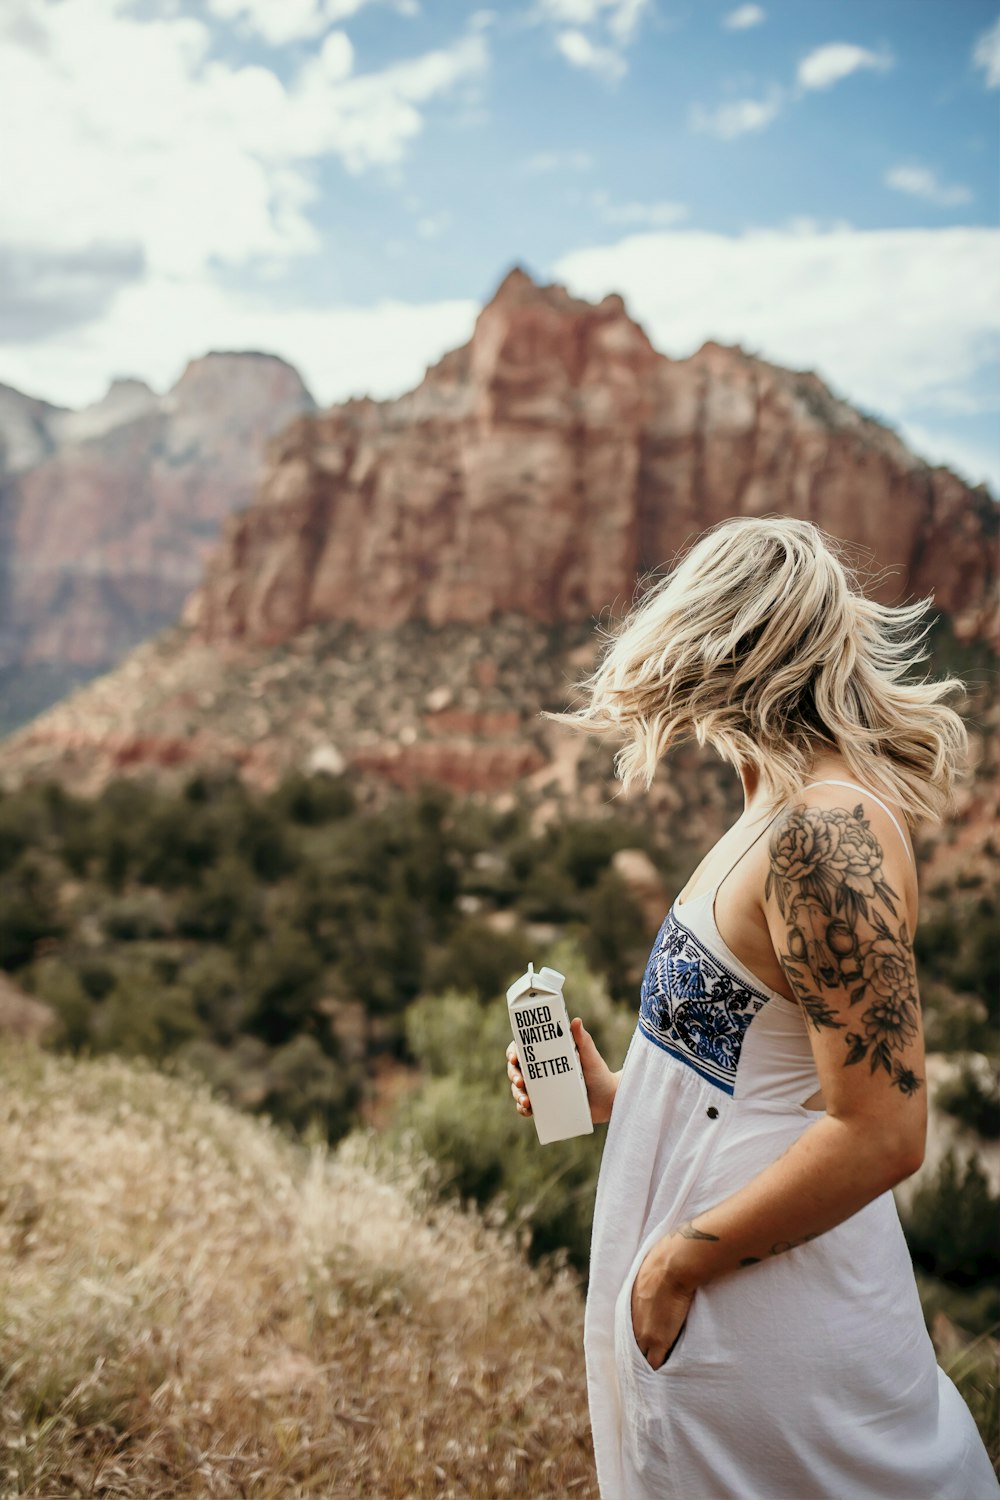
<box><xmin>52</xmin><ymin>376</ymin><xmax>159</xmax><ymax>448</ymax></box>
<box><xmin>487</xmin><ymin>264</ymin><xmax>541</xmax><ymax>306</ymax></box>
<box><xmin>166</xmin><ymin>351</ymin><xmax>314</xmax><ymax>414</ymax></box>
<box><xmin>185</xmin><ymin>267</ymin><xmax>997</xmax><ymax>650</ymax></box>
<box><xmin>467</xmin><ymin>265</ymin><xmax>661</xmax><ymax>401</ymax></box>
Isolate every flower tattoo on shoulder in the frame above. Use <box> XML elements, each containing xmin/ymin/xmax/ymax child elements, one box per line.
<box><xmin>767</xmin><ymin>802</ymin><xmax>923</xmax><ymax>1096</ymax></box>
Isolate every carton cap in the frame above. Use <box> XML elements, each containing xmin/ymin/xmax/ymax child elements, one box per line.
<box><xmin>506</xmin><ymin>962</ymin><xmax>566</xmax><ymax>1005</ymax></box>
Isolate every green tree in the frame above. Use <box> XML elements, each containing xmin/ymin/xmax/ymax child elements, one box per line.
<box><xmin>246</xmin><ymin>926</ymin><xmax>325</xmax><ymax>1046</ymax></box>
<box><xmin>904</xmin><ymin>1149</ymin><xmax>1000</xmax><ymax>1287</ymax></box>
<box><xmin>0</xmin><ymin>851</ymin><xmax>65</xmax><ymax>970</ymax></box>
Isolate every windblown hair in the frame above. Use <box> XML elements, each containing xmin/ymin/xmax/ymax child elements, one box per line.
<box><xmin>544</xmin><ymin>516</ymin><xmax>968</xmax><ymax>826</ymax></box>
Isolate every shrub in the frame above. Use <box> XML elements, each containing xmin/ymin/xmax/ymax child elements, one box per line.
<box><xmin>76</xmin><ymin>958</ymin><xmax>117</xmax><ymax>1001</ymax></box>
<box><xmin>557</xmin><ymin>817</ymin><xmax>650</xmax><ymax>887</ymax></box>
<box><xmin>578</xmin><ymin>868</ymin><xmax>648</xmax><ymax>999</ymax></box>
<box><xmin>903</xmin><ymin>1149</ymin><xmax>1000</xmax><ymax>1287</ymax></box>
<box><xmin>935</xmin><ymin>1058</ymin><xmax>1000</xmax><ymax>1141</ymax></box>
<box><xmin>232</xmin><ymin>803</ymin><xmax>298</xmax><ymax>882</ymax></box>
<box><xmin>0</xmin><ymin>851</ymin><xmax>65</xmax><ymax>970</ymax></box>
<box><xmin>28</xmin><ymin>957</ymin><xmax>92</xmax><ymax>1053</ymax></box>
<box><xmin>135</xmin><ymin>804</ymin><xmax>223</xmax><ymax>889</ymax></box>
<box><xmin>259</xmin><ymin>1032</ymin><xmax>361</xmax><ymax>1142</ymax></box>
<box><xmin>268</xmin><ymin>770</ymin><xmax>356</xmax><ymax>826</ymax></box>
<box><xmin>423</xmin><ymin>918</ymin><xmax>530</xmax><ymax>1006</ymax></box>
<box><xmin>0</xmin><ymin>790</ymin><xmax>48</xmax><ymax>874</ymax></box>
<box><xmin>516</xmin><ymin>861</ymin><xmax>581</xmax><ymax>923</ymax></box>
<box><xmin>89</xmin><ymin>961</ymin><xmax>202</xmax><ymax>1059</ymax></box>
<box><xmin>915</xmin><ymin>892</ymin><xmax>999</xmax><ymax>1014</ymax></box>
<box><xmin>101</xmin><ymin>889</ymin><xmax>175</xmax><ymax>942</ymax></box>
<box><xmin>175</xmin><ymin>855</ymin><xmax>263</xmax><ymax>943</ymax></box>
<box><xmin>392</xmin><ymin>938</ymin><xmax>635</xmax><ymax>1271</ymax></box>
<box><xmin>246</xmin><ymin>926</ymin><xmax>325</xmax><ymax>1046</ymax></box>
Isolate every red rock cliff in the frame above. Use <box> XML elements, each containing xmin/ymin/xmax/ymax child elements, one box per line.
<box><xmin>186</xmin><ymin>267</ymin><xmax>997</xmax><ymax>647</ymax></box>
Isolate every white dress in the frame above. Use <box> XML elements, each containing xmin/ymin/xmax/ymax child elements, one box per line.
<box><xmin>583</xmin><ymin>780</ymin><xmax>1000</xmax><ymax>1500</ymax></box>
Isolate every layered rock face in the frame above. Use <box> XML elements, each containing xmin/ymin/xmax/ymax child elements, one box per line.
<box><xmin>188</xmin><ymin>267</ymin><xmax>997</xmax><ymax>648</ymax></box>
<box><xmin>0</xmin><ymin>353</ymin><xmax>315</xmax><ymax>729</ymax></box>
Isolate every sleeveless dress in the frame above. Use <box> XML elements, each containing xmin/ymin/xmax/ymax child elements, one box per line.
<box><xmin>583</xmin><ymin>780</ymin><xmax>1000</xmax><ymax>1500</ymax></box>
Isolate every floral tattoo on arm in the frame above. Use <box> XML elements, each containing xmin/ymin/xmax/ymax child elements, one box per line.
<box><xmin>766</xmin><ymin>803</ymin><xmax>923</xmax><ymax>1097</ymax></box>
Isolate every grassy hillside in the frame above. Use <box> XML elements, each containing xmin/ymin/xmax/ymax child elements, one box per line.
<box><xmin>0</xmin><ymin>1041</ymin><xmax>597</xmax><ymax>1499</ymax></box>
<box><xmin>1</xmin><ymin>1035</ymin><xmax>996</xmax><ymax>1498</ymax></box>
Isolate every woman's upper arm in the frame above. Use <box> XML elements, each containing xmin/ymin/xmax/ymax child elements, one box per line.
<box><xmin>761</xmin><ymin>792</ymin><xmax>926</xmax><ymax>1169</ymax></box>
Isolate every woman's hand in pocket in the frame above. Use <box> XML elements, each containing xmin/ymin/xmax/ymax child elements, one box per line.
<box><xmin>630</xmin><ymin>1244</ymin><xmax>696</xmax><ymax>1371</ymax></box>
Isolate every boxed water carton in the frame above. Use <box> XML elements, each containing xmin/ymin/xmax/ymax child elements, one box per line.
<box><xmin>506</xmin><ymin>963</ymin><xmax>593</xmax><ymax>1145</ymax></box>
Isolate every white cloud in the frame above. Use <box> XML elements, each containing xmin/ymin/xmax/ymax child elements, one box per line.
<box><xmin>604</xmin><ymin>0</ymin><xmax>650</xmax><ymax>46</ymax></box>
<box><xmin>689</xmin><ymin>85</ymin><xmax>783</xmax><ymax>138</ymax></box>
<box><xmin>536</xmin><ymin>0</ymin><xmax>650</xmax><ymax>77</ymax></box>
<box><xmin>973</xmin><ymin>15</ymin><xmax>1000</xmax><ymax>88</ymax></box>
<box><xmin>552</xmin><ymin>224</ymin><xmax>1000</xmax><ymax>492</ymax></box>
<box><xmin>208</xmin><ymin>0</ymin><xmax>419</xmax><ymax>46</ymax></box>
<box><xmin>0</xmin><ymin>0</ymin><xmax>487</xmax><ymax>282</ymax></box>
<box><xmin>555</xmin><ymin>28</ymin><xmax>626</xmax><ymax>82</ymax></box>
<box><xmin>797</xmin><ymin>42</ymin><xmax>893</xmax><ymax>92</ymax></box>
<box><xmin>0</xmin><ymin>264</ymin><xmax>481</xmax><ymax>414</ymax></box>
<box><xmin>885</xmin><ymin>165</ymin><xmax>972</xmax><ymax>209</ymax></box>
<box><xmin>592</xmin><ymin>192</ymin><xmax>688</xmax><ymax>226</ymax></box>
<box><xmin>538</xmin><ymin>0</ymin><xmax>650</xmax><ymax>45</ymax></box>
<box><xmin>722</xmin><ymin>5</ymin><xmax>766</xmax><ymax>30</ymax></box>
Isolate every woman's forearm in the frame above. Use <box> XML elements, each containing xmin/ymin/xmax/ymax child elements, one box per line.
<box><xmin>651</xmin><ymin>1113</ymin><xmax>923</xmax><ymax>1294</ymax></box>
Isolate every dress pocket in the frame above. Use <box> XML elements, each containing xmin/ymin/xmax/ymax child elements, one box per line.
<box><xmin>618</xmin><ymin>1230</ymin><xmax>691</xmax><ymax>1380</ymax></box>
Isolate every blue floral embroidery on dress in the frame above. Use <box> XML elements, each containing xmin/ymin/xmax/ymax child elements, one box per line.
<box><xmin>669</xmin><ymin>956</ymin><xmax>707</xmax><ymax>1000</ymax></box>
<box><xmin>637</xmin><ymin>907</ymin><xmax>770</xmax><ymax>1093</ymax></box>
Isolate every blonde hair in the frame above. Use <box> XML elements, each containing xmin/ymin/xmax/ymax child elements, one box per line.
<box><xmin>544</xmin><ymin>516</ymin><xmax>968</xmax><ymax>826</ymax></box>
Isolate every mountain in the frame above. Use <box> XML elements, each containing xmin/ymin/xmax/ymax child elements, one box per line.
<box><xmin>0</xmin><ymin>380</ymin><xmax>68</xmax><ymax>477</ymax></box>
<box><xmin>187</xmin><ymin>265</ymin><xmax>997</xmax><ymax>647</ymax></box>
<box><xmin>0</xmin><ymin>267</ymin><xmax>995</xmax><ymax>871</ymax></box>
<box><xmin>0</xmin><ymin>353</ymin><xmax>315</xmax><ymax>732</ymax></box>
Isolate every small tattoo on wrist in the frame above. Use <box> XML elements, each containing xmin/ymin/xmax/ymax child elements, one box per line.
<box><xmin>670</xmin><ymin>1219</ymin><xmax>720</xmax><ymax>1243</ymax></box>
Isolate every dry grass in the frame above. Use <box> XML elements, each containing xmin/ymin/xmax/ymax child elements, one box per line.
<box><xmin>0</xmin><ymin>1041</ymin><xmax>598</xmax><ymax>1499</ymax></box>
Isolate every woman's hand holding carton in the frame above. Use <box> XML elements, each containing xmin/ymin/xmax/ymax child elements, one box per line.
<box><xmin>506</xmin><ymin>1017</ymin><xmax>621</xmax><ymax>1126</ymax></box>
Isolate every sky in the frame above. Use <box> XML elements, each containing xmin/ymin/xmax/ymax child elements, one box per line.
<box><xmin>1</xmin><ymin>0</ymin><xmax>998</xmax><ymax>494</ymax></box>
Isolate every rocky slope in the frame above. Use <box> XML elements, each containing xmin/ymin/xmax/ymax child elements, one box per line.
<box><xmin>0</xmin><ymin>353</ymin><xmax>315</xmax><ymax>731</ymax></box>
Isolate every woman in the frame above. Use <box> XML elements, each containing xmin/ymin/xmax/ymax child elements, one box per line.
<box><xmin>504</xmin><ymin>517</ymin><xmax>998</xmax><ymax>1500</ymax></box>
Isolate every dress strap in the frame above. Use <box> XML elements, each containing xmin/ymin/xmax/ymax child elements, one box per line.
<box><xmin>798</xmin><ymin>779</ymin><xmax>914</xmax><ymax>866</ymax></box>
<box><xmin>706</xmin><ymin>802</ymin><xmax>791</xmax><ymax>902</ymax></box>
<box><xmin>680</xmin><ymin>775</ymin><xmax>914</xmax><ymax>909</ymax></box>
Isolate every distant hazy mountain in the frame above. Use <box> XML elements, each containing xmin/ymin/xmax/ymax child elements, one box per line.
<box><xmin>0</xmin><ymin>352</ymin><xmax>315</xmax><ymax>732</ymax></box>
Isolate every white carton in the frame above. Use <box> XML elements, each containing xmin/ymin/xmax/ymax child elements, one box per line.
<box><xmin>506</xmin><ymin>963</ymin><xmax>594</xmax><ymax>1145</ymax></box>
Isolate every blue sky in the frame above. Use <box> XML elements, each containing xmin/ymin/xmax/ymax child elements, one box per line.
<box><xmin>1</xmin><ymin>0</ymin><xmax>998</xmax><ymax>492</ymax></box>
